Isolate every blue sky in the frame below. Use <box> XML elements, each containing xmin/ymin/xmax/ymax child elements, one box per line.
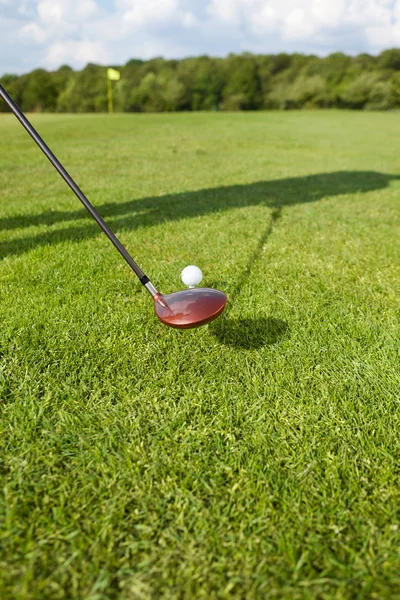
<box><xmin>1</xmin><ymin>0</ymin><xmax>400</xmax><ymax>75</ymax></box>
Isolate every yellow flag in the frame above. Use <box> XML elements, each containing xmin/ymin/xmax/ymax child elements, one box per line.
<box><xmin>107</xmin><ymin>68</ymin><xmax>120</xmax><ymax>81</ymax></box>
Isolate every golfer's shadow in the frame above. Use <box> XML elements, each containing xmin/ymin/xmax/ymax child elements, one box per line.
<box><xmin>1</xmin><ymin>170</ymin><xmax>399</xmax><ymax>260</ymax></box>
<box><xmin>210</xmin><ymin>315</ymin><xmax>289</xmax><ymax>349</ymax></box>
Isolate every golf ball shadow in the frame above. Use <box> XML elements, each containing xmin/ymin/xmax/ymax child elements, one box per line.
<box><xmin>210</xmin><ymin>315</ymin><xmax>289</xmax><ymax>349</ymax></box>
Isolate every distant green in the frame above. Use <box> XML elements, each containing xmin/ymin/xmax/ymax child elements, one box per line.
<box><xmin>2</xmin><ymin>49</ymin><xmax>400</xmax><ymax>113</ymax></box>
<box><xmin>0</xmin><ymin>111</ymin><xmax>400</xmax><ymax>599</ymax></box>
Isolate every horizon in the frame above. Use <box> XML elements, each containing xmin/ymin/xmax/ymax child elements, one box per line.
<box><xmin>1</xmin><ymin>47</ymin><xmax>399</xmax><ymax>79</ymax></box>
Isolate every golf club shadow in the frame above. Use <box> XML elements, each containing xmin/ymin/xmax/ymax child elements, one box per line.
<box><xmin>210</xmin><ymin>315</ymin><xmax>289</xmax><ymax>349</ymax></box>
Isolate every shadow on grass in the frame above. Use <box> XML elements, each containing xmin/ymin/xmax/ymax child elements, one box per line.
<box><xmin>2</xmin><ymin>169</ymin><xmax>394</xmax><ymax>346</ymax></box>
<box><xmin>0</xmin><ymin>170</ymin><xmax>397</xmax><ymax>347</ymax></box>
<box><xmin>210</xmin><ymin>316</ymin><xmax>289</xmax><ymax>349</ymax></box>
<box><xmin>209</xmin><ymin>207</ymin><xmax>289</xmax><ymax>349</ymax></box>
<box><xmin>1</xmin><ymin>170</ymin><xmax>398</xmax><ymax>261</ymax></box>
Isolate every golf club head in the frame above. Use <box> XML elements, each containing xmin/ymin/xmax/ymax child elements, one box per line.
<box><xmin>153</xmin><ymin>288</ymin><xmax>227</xmax><ymax>329</ymax></box>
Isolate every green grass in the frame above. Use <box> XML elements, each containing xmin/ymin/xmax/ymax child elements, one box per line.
<box><xmin>0</xmin><ymin>110</ymin><xmax>400</xmax><ymax>599</ymax></box>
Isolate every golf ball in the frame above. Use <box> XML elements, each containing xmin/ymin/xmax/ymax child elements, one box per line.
<box><xmin>181</xmin><ymin>265</ymin><xmax>203</xmax><ymax>288</ymax></box>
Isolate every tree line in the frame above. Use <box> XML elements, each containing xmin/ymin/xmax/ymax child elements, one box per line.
<box><xmin>1</xmin><ymin>49</ymin><xmax>400</xmax><ymax>113</ymax></box>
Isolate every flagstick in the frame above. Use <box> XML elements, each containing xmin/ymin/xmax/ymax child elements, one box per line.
<box><xmin>107</xmin><ymin>76</ymin><xmax>113</xmax><ymax>114</ymax></box>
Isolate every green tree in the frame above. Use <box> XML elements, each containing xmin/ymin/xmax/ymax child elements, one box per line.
<box><xmin>378</xmin><ymin>49</ymin><xmax>400</xmax><ymax>71</ymax></box>
<box><xmin>128</xmin><ymin>72</ymin><xmax>164</xmax><ymax>112</ymax></box>
<box><xmin>267</xmin><ymin>75</ymin><xmax>328</xmax><ymax>109</ymax></box>
<box><xmin>3</xmin><ymin>50</ymin><xmax>400</xmax><ymax>114</ymax></box>
<box><xmin>53</xmin><ymin>65</ymin><xmax>74</xmax><ymax>97</ymax></box>
<box><xmin>21</xmin><ymin>69</ymin><xmax>58</xmax><ymax>111</ymax></box>
<box><xmin>366</xmin><ymin>80</ymin><xmax>395</xmax><ymax>110</ymax></box>
<box><xmin>117</xmin><ymin>59</ymin><xmax>144</xmax><ymax>111</ymax></box>
<box><xmin>303</xmin><ymin>53</ymin><xmax>352</xmax><ymax>105</ymax></box>
<box><xmin>289</xmin><ymin>75</ymin><xmax>328</xmax><ymax>108</ymax></box>
<box><xmin>176</xmin><ymin>56</ymin><xmax>225</xmax><ymax>110</ymax></box>
<box><xmin>270</xmin><ymin>53</ymin><xmax>292</xmax><ymax>75</ymax></box>
<box><xmin>390</xmin><ymin>72</ymin><xmax>400</xmax><ymax>107</ymax></box>
<box><xmin>340</xmin><ymin>72</ymin><xmax>382</xmax><ymax>109</ymax></box>
<box><xmin>222</xmin><ymin>54</ymin><xmax>262</xmax><ymax>110</ymax></box>
<box><xmin>57</xmin><ymin>64</ymin><xmax>108</xmax><ymax>112</ymax></box>
<box><xmin>0</xmin><ymin>74</ymin><xmax>19</xmax><ymax>112</ymax></box>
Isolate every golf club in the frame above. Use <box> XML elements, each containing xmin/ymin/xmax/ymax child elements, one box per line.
<box><xmin>0</xmin><ymin>84</ymin><xmax>227</xmax><ymax>329</ymax></box>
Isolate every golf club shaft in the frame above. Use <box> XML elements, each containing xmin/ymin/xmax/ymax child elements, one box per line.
<box><xmin>0</xmin><ymin>83</ymin><xmax>154</xmax><ymax>289</ymax></box>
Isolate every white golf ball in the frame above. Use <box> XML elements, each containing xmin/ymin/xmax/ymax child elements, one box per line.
<box><xmin>181</xmin><ymin>265</ymin><xmax>203</xmax><ymax>288</ymax></box>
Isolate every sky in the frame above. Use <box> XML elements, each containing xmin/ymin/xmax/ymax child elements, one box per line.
<box><xmin>1</xmin><ymin>0</ymin><xmax>400</xmax><ymax>75</ymax></box>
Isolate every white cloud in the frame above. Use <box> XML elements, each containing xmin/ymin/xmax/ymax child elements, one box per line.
<box><xmin>248</xmin><ymin>4</ymin><xmax>278</xmax><ymax>34</ymax></box>
<box><xmin>283</xmin><ymin>8</ymin><xmax>316</xmax><ymax>40</ymax></box>
<box><xmin>311</xmin><ymin>0</ymin><xmax>345</xmax><ymax>26</ymax></box>
<box><xmin>366</xmin><ymin>22</ymin><xmax>400</xmax><ymax>47</ymax></box>
<box><xmin>21</xmin><ymin>21</ymin><xmax>47</xmax><ymax>42</ymax></box>
<box><xmin>117</xmin><ymin>0</ymin><xmax>178</xmax><ymax>26</ymax></box>
<box><xmin>45</xmin><ymin>40</ymin><xmax>109</xmax><ymax>67</ymax></box>
<box><xmin>18</xmin><ymin>0</ymin><xmax>100</xmax><ymax>46</ymax></box>
<box><xmin>182</xmin><ymin>11</ymin><xmax>197</xmax><ymax>28</ymax></box>
<box><xmin>37</xmin><ymin>0</ymin><xmax>98</xmax><ymax>24</ymax></box>
<box><xmin>1</xmin><ymin>0</ymin><xmax>400</xmax><ymax>74</ymax></box>
<box><xmin>206</xmin><ymin>0</ymin><xmax>399</xmax><ymax>43</ymax></box>
<box><xmin>207</xmin><ymin>0</ymin><xmax>241</xmax><ymax>24</ymax></box>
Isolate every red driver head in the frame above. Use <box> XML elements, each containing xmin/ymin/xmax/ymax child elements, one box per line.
<box><xmin>153</xmin><ymin>288</ymin><xmax>227</xmax><ymax>329</ymax></box>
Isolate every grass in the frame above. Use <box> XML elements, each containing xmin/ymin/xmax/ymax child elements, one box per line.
<box><xmin>0</xmin><ymin>109</ymin><xmax>400</xmax><ymax>599</ymax></box>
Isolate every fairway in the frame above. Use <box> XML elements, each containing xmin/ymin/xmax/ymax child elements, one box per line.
<box><xmin>1</xmin><ymin>110</ymin><xmax>400</xmax><ymax>599</ymax></box>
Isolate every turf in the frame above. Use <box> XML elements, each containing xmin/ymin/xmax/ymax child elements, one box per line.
<box><xmin>0</xmin><ymin>110</ymin><xmax>400</xmax><ymax>599</ymax></box>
